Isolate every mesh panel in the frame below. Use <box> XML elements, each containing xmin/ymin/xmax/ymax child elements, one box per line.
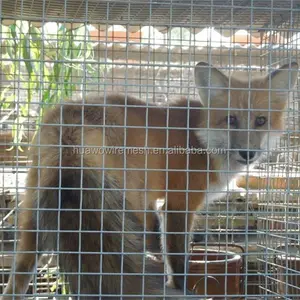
<box><xmin>0</xmin><ymin>0</ymin><xmax>299</xmax><ymax>299</ymax></box>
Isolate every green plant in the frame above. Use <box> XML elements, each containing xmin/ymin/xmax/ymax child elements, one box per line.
<box><xmin>0</xmin><ymin>21</ymin><xmax>97</xmax><ymax>150</ymax></box>
<box><xmin>43</xmin><ymin>268</ymin><xmax>70</xmax><ymax>296</ymax></box>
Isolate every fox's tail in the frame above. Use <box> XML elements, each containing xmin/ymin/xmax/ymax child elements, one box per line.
<box><xmin>34</xmin><ymin>165</ymin><xmax>188</xmax><ymax>299</ymax></box>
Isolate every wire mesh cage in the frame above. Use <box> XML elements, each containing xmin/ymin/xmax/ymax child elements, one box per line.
<box><xmin>0</xmin><ymin>0</ymin><xmax>300</xmax><ymax>299</ymax></box>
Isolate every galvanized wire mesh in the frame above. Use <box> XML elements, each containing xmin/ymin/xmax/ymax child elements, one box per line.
<box><xmin>0</xmin><ymin>0</ymin><xmax>300</xmax><ymax>299</ymax></box>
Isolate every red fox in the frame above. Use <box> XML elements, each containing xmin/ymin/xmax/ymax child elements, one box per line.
<box><xmin>0</xmin><ymin>61</ymin><xmax>298</xmax><ymax>299</ymax></box>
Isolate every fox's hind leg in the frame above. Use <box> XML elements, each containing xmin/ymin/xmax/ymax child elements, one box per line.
<box><xmin>160</xmin><ymin>195</ymin><xmax>195</xmax><ymax>293</ymax></box>
<box><xmin>145</xmin><ymin>210</ymin><xmax>162</xmax><ymax>255</ymax></box>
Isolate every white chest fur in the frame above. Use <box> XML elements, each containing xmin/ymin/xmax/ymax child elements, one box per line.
<box><xmin>203</xmin><ymin>177</ymin><xmax>236</xmax><ymax>206</ymax></box>
<box><xmin>203</xmin><ymin>158</ymin><xmax>244</xmax><ymax>206</ymax></box>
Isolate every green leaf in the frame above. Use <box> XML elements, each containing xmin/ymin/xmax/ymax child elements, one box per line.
<box><xmin>6</xmin><ymin>40</ymin><xmax>15</xmax><ymax>59</ymax></box>
<box><xmin>9</xmin><ymin>24</ymin><xmax>17</xmax><ymax>41</ymax></box>
<box><xmin>1</xmin><ymin>93</ymin><xmax>15</xmax><ymax>109</ymax></box>
<box><xmin>29</xmin><ymin>26</ymin><xmax>42</xmax><ymax>49</ymax></box>
<box><xmin>15</xmin><ymin>116</ymin><xmax>27</xmax><ymax>138</ymax></box>
<box><xmin>53</xmin><ymin>62</ymin><xmax>61</xmax><ymax>82</ymax></box>
<box><xmin>85</xmin><ymin>43</ymin><xmax>94</xmax><ymax>59</ymax></box>
<box><xmin>42</xmin><ymin>84</ymin><xmax>52</xmax><ymax>104</ymax></box>
<box><xmin>29</xmin><ymin>45</ymin><xmax>41</xmax><ymax>76</ymax></box>
<box><xmin>50</xmin><ymin>282</ymin><xmax>58</xmax><ymax>292</ymax></box>
<box><xmin>0</xmin><ymin>109</ymin><xmax>15</xmax><ymax>124</ymax></box>
<box><xmin>43</xmin><ymin>65</ymin><xmax>50</xmax><ymax>77</ymax></box>
<box><xmin>22</xmin><ymin>34</ymin><xmax>33</xmax><ymax>76</ymax></box>
<box><xmin>0</xmin><ymin>86</ymin><xmax>12</xmax><ymax>101</ymax></box>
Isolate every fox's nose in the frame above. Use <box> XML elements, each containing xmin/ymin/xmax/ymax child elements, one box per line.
<box><xmin>238</xmin><ymin>150</ymin><xmax>256</xmax><ymax>161</ymax></box>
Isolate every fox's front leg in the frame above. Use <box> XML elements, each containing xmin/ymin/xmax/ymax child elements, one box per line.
<box><xmin>135</xmin><ymin>203</ymin><xmax>161</xmax><ymax>254</ymax></box>
<box><xmin>160</xmin><ymin>194</ymin><xmax>196</xmax><ymax>291</ymax></box>
<box><xmin>145</xmin><ymin>211</ymin><xmax>162</xmax><ymax>255</ymax></box>
<box><xmin>1</xmin><ymin>211</ymin><xmax>39</xmax><ymax>300</ymax></box>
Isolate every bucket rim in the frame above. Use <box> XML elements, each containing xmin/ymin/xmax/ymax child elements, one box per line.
<box><xmin>189</xmin><ymin>248</ymin><xmax>242</xmax><ymax>264</ymax></box>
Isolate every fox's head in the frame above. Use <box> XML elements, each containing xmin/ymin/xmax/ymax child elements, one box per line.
<box><xmin>194</xmin><ymin>61</ymin><xmax>298</xmax><ymax>169</ymax></box>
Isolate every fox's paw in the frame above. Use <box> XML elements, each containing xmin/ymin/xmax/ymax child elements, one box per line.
<box><xmin>166</xmin><ymin>275</ymin><xmax>194</xmax><ymax>295</ymax></box>
<box><xmin>166</xmin><ymin>275</ymin><xmax>177</xmax><ymax>289</ymax></box>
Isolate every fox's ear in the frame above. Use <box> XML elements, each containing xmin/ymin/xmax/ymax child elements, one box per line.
<box><xmin>194</xmin><ymin>62</ymin><xmax>229</xmax><ymax>106</ymax></box>
<box><xmin>266</xmin><ymin>62</ymin><xmax>298</xmax><ymax>102</ymax></box>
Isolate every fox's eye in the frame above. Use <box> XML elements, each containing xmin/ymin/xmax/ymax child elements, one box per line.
<box><xmin>227</xmin><ymin>115</ymin><xmax>237</xmax><ymax>126</ymax></box>
<box><xmin>255</xmin><ymin>116</ymin><xmax>267</xmax><ymax>126</ymax></box>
